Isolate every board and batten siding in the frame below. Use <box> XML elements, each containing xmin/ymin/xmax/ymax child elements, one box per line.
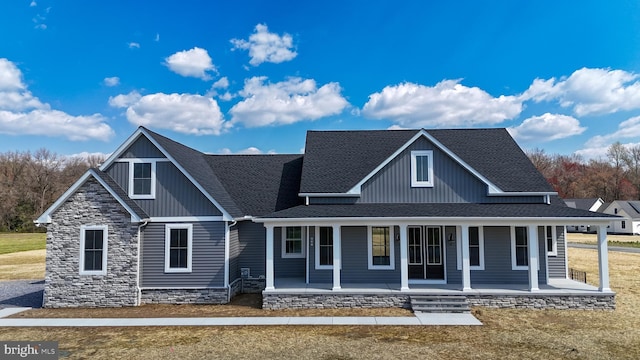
<box><xmin>140</xmin><ymin>222</ymin><xmax>225</xmax><ymax>288</ymax></box>
<box><xmin>548</xmin><ymin>226</ymin><xmax>567</xmax><ymax>278</ymax></box>
<box><xmin>105</xmin><ymin>161</ymin><xmax>222</xmax><ymax>217</ymax></box>
<box><xmin>121</xmin><ymin>135</ymin><xmax>165</xmax><ymax>158</ymax></box>
<box><xmin>359</xmin><ymin>136</ymin><xmax>489</xmax><ymax>203</ymax></box>
<box><xmin>236</xmin><ymin>221</ymin><xmax>266</xmax><ymax>278</ymax></box>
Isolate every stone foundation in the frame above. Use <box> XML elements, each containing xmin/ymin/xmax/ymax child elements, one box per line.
<box><xmin>229</xmin><ymin>279</ymin><xmax>242</xmax><ymax>300</ymax></box>
<box><xmin>140</xmin><ymin>288</ymin><xmax>228</xmax><ymax>305</ymax></box>
<box><xmin>466</xmin><ymin>294</ymin><xmax>615</xmax><ymax>310</ymax></box>
<box><xmin>242</xmin><ymin>278</ymin><xmax>266</xmax><ymax>293</ymax></box>
<box><xmin>263</xmin><ymin>294</ymin><xmax>411</xmax><ymax>310</ymax></box>
<box><xmin>262</xmin><ymin>293</ymin><xmax>615</xmax><ymax>310</ymax></box>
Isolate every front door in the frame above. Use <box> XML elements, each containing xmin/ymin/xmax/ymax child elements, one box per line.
<box><xmin>408</xmin><ymin>226</ymin><xmax>445</xmax><ymax>281</ymax></box>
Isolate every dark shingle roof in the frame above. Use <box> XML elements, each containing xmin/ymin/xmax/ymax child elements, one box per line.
<box><xmin>564</xmin><ymin>198</ymin><xmax>602</xmax><ymax>211</ymax></box>
<box><xmin>206</xmin><ymin>155</ymin><xmax>304</xmax><ymax>216</ymax></box>
<box><xmin>299</xmin><ymin>128</ymin><xmax>554</xmax><ymax>194</ymax></box>
<box><xmin>259</xmin><ymin>203</ymin><xmax>620</xmax><ymax>220</ymax></box>
<box><xmin>143</xmin><ymin>128</ymin><xmax>243</xmax><ymax>218</ymax></box>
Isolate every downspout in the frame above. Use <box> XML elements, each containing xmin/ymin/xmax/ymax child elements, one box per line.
<box><xmin>136</xmin><ymin>219</ymin><xmax>149</xmax><ymax>306</ymax></box>
<box><xmin>226</xmin><ymin>220</ymin><xmax>237</xmax><ymax>302</ymax></box>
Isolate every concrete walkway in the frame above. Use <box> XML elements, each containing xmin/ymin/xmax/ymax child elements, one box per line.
<box><xmin>0</xmin><ymin>307</ymin><xmax>481</xmax><ymax>326</ymax></box>
<box><xmin>568</xmin><ymin>242</ymin><xmax>640</xmax><ymax>254</ymax></box>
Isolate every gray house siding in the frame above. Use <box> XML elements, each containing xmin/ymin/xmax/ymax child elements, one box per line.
<box><xmin>236</xmin><ymin>221</ymin><xmax>266</xmax><ymax>278</ymax></box>
<box><xmin>445</xmin><ymin>226</ymin><xmax>461</xmax><ymax>284</ymax></box>
<box><xmin>359</xmin><ymin>137</ymin><xmax>489</xmax><ymax>204</ymax></box>
<box><xmin>274</xmin><ymin>227</ymin><xmax>306</xmax><ymax>279</ymax></box>
<box><xmin>106</xmin><ymin>161</ymin><xmax>222</xmax><ymax>217</ymax></box>
<box><xmin>121</xmin><ymin>135</ymin><xmax>165</xmax><ymax>158</ymax></box>
<box><xmin>548</xmin><ymin>226</ymin><xmax>567</xmax><ymax>278</ymax></box>
<box><xmin>229</xmin><ymin>226</ymin><xmax>240</xmax><ymax>282</ymax></box>
<box><xmin>309</xmin><ymin>226</ymin><xmax>401</xmax><ymax>284</ymax></box>
<box><xmin>140</xmin><ymin>221</ymin><xmax>225</xmax><ymax>288</ymax></box>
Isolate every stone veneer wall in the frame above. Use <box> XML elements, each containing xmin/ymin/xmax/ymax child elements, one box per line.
<box><xmin>262</xmin><ymin>293</ymin><xmax>615</xmax><ymax>310</ymax></box>
<box><xmin>242</xmin><ymin>278</ymin><xmax>265</xmax><ymax>294</ymax></box>
<box><xmin>140</xmin><ymin>288</ymin><xmax>228</xmax><ymax>304</ymax></box>
<box><xmin>44</xmin><ymin>179</ymin><xmax>139</xmax><ymax>308</ymax></box>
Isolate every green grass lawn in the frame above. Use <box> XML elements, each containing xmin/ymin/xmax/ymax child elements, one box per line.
<box><xmin>0</xmin><ymin>232</ymin><xmax>46</xmax><ymax>255</ymax></box>
<box><xmin>609</xmin><ymin>241</ymin><xmax>640</xmax><ymax>248</ymax></box>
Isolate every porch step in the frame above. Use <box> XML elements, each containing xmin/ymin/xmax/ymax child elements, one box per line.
<box><xmin>410</xmin><ymin>295</ymin><xmax>470</xmax><ymax>314</ymax></box>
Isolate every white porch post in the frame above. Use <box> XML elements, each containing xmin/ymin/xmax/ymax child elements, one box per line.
<box><xmin>460</xmin><ymin>224</ymin><xmax>472</xmax><ymax>291</ymax></box>
<box><xmin>332</xmin><ymin>225</ymin><xmax>341</xmax><ymax>290</ymax></box>
<box><xmin>399</xmin><ymin>224</ymin><xmax>409</xmax><ymax>291</ymax></box>
<box><xmin>265</xmin><ymin>225</ymin><xmax>275</xmax><ymax>290</ymax></box>
<box><xmin>528</xmin><ymin>225</ymin><xmax>539</xmax><ymax>291</ymax></box>
<box><xmin>597</xmin><ymin>225</ymin><xmax>611</xmax><ymax>292</ymax></box>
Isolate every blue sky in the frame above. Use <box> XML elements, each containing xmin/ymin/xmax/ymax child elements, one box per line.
<box><xmin>2</xmin><ymin>1</ymin><xmax>640</xmax><ymax>160</ymax></box>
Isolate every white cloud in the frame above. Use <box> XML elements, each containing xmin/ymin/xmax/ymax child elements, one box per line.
<box><xmin>103</xmin><ymin>76</ymin><xmax>120</xmax><ymax>87</ymax></box>
<box><xmin>212</xmin><ymin>77</ymin><xmax>229</xmax><ymax>89</ymax></box>
<box><xmin>522</xmin><ymin>68</ymin><xmax>640</xmax><ymax>116</ymax></box>
<box><xmin>34</xmin><ymin>23</ymin><xmax>46</xmax><ymax>30</ymax></box>
<box><xmin>574</xmin><ymin>115</ymin><xmax>640</xmax><ymax>160</ymax></box>
<box><xmin>108</xmin><ymin>90</ymin><xmax>141</xmax><ymax>108</ymax></box>
<box><xmin>362</xmin><ymin>80</ymin><xmax>522</xmax><ymax>127</ymax></box>
<box><xmin>507</xmin><ymin>113</ymin><xmax>586</xmax><ymax>142</ymax></box>
<box><xmin>231</xmin><ymin>24</ymin><xmax>297</xmax><ymax>66</ymax></box>
<box><xmin>154</xmin><ymin>33</ymin><xmax>160</xmax><ymax>42</ymax></box>
<box><xmin>0</xmin><ymin>58</ymin><xmax>113</xmax><ymax>141</ymax></box>
<box><xmin>128</xmin><ymin>42</ymin><xmax>140</xmax><ymax>49</ymax></box>
<box><xmin>164</xmin><ymin>47</ymin><xmax>216</xmax><ymax>80</ymax></box>
<box><xmin>229</xmin><ymin>76</ymin><xmax>349</xmax><ymax>127</ymax></box>
<box><xmin>124</xmin><ymin>93</ymin><xmax>227</xmax><ymax>135</ymax></box>
<box><xmin>30</xmin><ymin>1</ymin><xmax>37</xmax><ymax>7</ymax></box>
<box><xmin>218</xmin><ymin>147</ymin><xmax>264</xmax><ymax>155</ymax></box>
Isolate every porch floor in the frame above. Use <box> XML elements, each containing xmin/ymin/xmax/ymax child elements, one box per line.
<box><xmin>265</xmin><ymin>278</ymin><xmax>612</xmax><ymax>296</ymax></box>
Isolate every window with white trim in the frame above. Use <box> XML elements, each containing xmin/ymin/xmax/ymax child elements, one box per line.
<box><xmin>165</xmin><ymin>224</ymin><xmax>193</xmax><ymax>273</ymax></box>
<box><xmin>408</xmin><ymin>227</ymin><xmax>422</xmax><ymax>265</ymax></box>
<box><xmin>80</xmin><ymin>225</ymin><xmax>108</xmax><ymax>275</ymax></box>
<box><xmin>511</xmin><ymin>226</ymin><xmax>528</xmax><ymax>270</ymax></box>
<box><xmin>410</xmin><ymin>150</ymin><xmax>434</xmax><ymax>187</ymax></box>
<box><xmin>315</xmin><ymin>226</ymin><xmax>333</xmax><ymax>269</ymax></box>
<box><xmin>456</xmin><ymin>226</ymin><xmax>485</xmax><ymax>270</ymax></box>
<box><xmin>368</xmin><ymin>226</ymin><xmax>395</xmax><ymax>269</ymax></box>
<box><xmin>128</xmin><ymin>160</ymin><xmax>157</xmax><ymax>199</ymax></box>
<box><xmin>282</xmin><ymin>226</ymin><xmax>305</xmax><ymax>258</ymax></box>
<box><xmin>545</xmin><ymin>226</ymin><xmax>557</xmax><ymax>256</ymax></box>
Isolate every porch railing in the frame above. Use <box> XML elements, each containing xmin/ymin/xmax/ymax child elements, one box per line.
<box><xmin>569</xmin><ymin>268</ymin><xmax>587</xmax><ymax>283</ymax></box>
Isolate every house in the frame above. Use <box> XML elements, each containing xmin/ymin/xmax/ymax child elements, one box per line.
<box><xmin>36</xmin><ymin>127</ymin><xmax>617</xmax><ymax>310</ymax></box>
<box><xmin>564</xmin><ymin>198</ymin><xmax>605</xmax><ymax>233</ymax></box>
<box><xmin>600</xmin><ymin>200</ymin><xmax>640</xmax><ymax>235</ymax></box>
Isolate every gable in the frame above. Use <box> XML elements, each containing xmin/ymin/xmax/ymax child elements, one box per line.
<box><xmin>120</xmin><ymin>135</ymin><xmax>165</xmax><ymax>158</ymax></box>
<box><xmin>358</xmin><ymin>136</ymin><xmax>490</xmax><ymax>203</ymax></box>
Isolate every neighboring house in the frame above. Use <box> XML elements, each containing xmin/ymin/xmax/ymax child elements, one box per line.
<box><xmin>600</xmin><ymin>200</ymin><xmax>640</xmax><ymax>235</ymax></box>
<box><xmin>37</xmin><ymin>127</ymin><xmax>617</xmax><ymax>310</ymax></box>
<box><xmin>564</xmin><ymin>198</ymin><xmax>605</xmax><ymax>233</ymax></box>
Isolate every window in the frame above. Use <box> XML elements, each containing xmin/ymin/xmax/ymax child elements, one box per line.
<box><xmin>128</xmin><ymin>160</ymin><xmax>156</xmax><ymax>199</ymax></box>
<box><xmin>165</xmin><ymin>224</ymin><xmax>192</xmax><ymax>273</ymax></box>
<box><xmin>622</xmin><ymin>221</ymin><xmax>626</xmax><ymax>229</ymax></box>
<box><xmin>282</xmin><ymin>226</ymin><xmax>304</xmax><ymax>258</ymax></box>
<box><xmin>408</xmin><ymin>227</ymin><xmax>422</xmax><ymax>265</ymax></box>
<box><xmin>410</xmin><ymin>150</ymin><xmax>434</xmax><ymax>187</ymax></box>
<box><xmin>545</xmin><ymin>226</ymin><xmax>557</xmax><ymax>256</ymax></box>
<box><xmin>426</xmin><ymin>227</ymin><xmax>442</xmax><ymax>265</ymax></box>
<box><xmin>368</xmin><ymin>226</ymin><xmax>395</xmax><ymax>269</ymax></box>
<box><xmin>79</xmin><ymin>225</ymin><xmax>108</xmax><ymax>275</ymax></box>
<box><xmin>511</xmin><ymin>226</ymin><xmax>528</xmax><ymax>270</ymax></box>
<box><xmin>456</xmin><ymin>226</ymin><xmax>485</xmax><ymax>270</ymax></box>
<box><xmin>315</xmin><ymin>226</ymin><xmax>333</xmax><ymax>269</ymax></box>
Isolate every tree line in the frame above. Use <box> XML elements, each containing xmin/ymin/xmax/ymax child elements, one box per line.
<box><xmin>527</xmin><ymin>142</ymin><xmax>640</xmax><ymax>202</ymax></box>
<box><xmin>0</xmin><ymin>149</ymin><xmax>104</xmax><ymax>232</ymax></box>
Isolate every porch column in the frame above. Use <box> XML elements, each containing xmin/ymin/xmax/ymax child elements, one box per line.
<box><xmin>460</xmin><ymin>224</ymin><xmax>472</xmax><ymax>291</ymax></box>
<box><xmin>332</xmin><ymin>225</ymin><xmax>341</xmax><ymax>290</ymax></box>
<box><xmin>597</xmin><ymin>225</ymin><xmax>611</xmax><ymax>292</ymax></box>
<box><xmin>399</xmin><ymin>224</ymin><xmax>409</xmax><ymax>291</ymax></box>
<box><xmin>265</xmin><ymin>225</ymin><xmax>275</xmax><ymax>290</ymax></box>
<box><xmin>528</xmin><ymin>225</ymin><xmax>539</xmax><ymax>291</ymax></box>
